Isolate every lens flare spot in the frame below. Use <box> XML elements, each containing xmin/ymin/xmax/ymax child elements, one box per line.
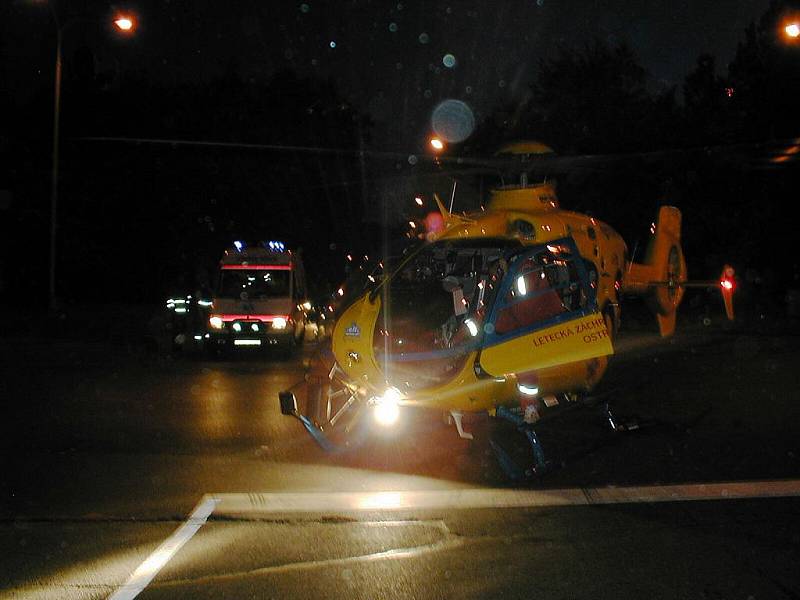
<box><xmin>431</xmin><ymin>99</ymin><xmax>475</xmax><ymax>143</ymax></box>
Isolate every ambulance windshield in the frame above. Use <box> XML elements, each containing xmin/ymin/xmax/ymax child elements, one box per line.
<box><xmin>218</xmin><ymin>270</ymin><xmax>291</xmax><ymax>299</ymax></box>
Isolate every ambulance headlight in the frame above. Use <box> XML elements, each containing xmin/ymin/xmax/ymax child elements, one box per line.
<box><xmin>209</xmin><ymin>316</ymin><xmax>224</xmax><ymax>330</ymax></box>
<box><xmin>271</xmin><ymin>317</ymin><xmax>288</xmax><ymax>330</ymax></box>
<box><xmin>373</xmin><ymin>387</ymin><xmax>401</xmax><ymax>426</ymax></box>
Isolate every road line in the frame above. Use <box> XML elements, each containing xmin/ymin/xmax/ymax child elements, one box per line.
<box><xmin>107</xmin><ymin>495</ymin><xmax>218</xmax><ymax>600</ymax></box>
<box><xmin>213</xmin><ymin>479</ymin><xmax>800</xmax><ymax>515</ymax></box>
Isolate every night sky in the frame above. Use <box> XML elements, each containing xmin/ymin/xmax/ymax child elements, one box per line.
<box><xmin>3</xmin><ymin>0</ymin><xmax>773</xmax><ymax>149</ymax></box>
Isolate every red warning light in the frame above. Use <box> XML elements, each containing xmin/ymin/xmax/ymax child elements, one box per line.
<box><xmin>719</xmin><ymin>265</ymin><xmax>735</xmax><ymax>320</ymax></box>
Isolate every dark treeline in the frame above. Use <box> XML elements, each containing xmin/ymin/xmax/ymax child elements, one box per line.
<box><xmin>3</xmin><ymin>61</ymin><xmax>375</xmax><ymax>304</ymax></box>
<box><xmin>3</xmin><ymin>0</ymin><xmax>800</xmax><ymax>307</ymax></box>
<box><xmin>466</xmin><ymin>0</ymin><xmax>800</xmax><ymax>306</ymax></box>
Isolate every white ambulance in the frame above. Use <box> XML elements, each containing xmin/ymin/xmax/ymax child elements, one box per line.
<box><xmin>206</xmin><ymin>241</ymin><xmax>308</xmax><ymax>353</ymax></box>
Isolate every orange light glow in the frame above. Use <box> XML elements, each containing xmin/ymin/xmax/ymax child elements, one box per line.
<box><xmin>772</xmin><ymin>143</ymin><xmax>800</xmax><ymax>164</ymax></box>
<box><xmin>786</xmin><ymin>23</ymin><xmax>800</xmax><ymax>38</ymax></box>
<box><xmin>430</xmin><ymin>138</ymin><xmax>444</xmax><ymax>151</ymax></box>
<box><xmin>720</xmin><ymin>280</ymin><xmax>734</xmax><ymax>291</ymax></box>
<box><xmin>114</xmin><ymin>16</ymin><xmax>134</xmax><ymax>31</ymax></box>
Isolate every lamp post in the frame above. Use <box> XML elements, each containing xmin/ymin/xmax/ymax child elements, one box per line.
<box><xmin>45</xmin><ymin>4</ymin><xmax>135</xmax><ymax>310</ymax></box>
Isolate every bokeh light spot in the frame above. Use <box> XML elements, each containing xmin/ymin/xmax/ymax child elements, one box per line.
<box><xmin>431</xmin><ymin>99</ymin><xmax>476</xmax><ymax>143</ymax></box>
<box><xmin>389</xmin><ymin>22</ymin><xmax>398</xmax><ymax>32</ymax></box>
<box><xmin>419</xmin><ymin>32</ymin><xmax>430</xmax><ymax>44</ymax></box>
<box><xmin>442</xmin><ymin>54</ymin><xmax>457</xmax><ymax>68</ymax></box>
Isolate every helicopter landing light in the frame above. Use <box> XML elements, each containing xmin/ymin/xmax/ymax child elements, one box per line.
<box><xmin>372</xmin><ymin>387</ymin><xmax>402</xmax><ymax>426</ymax></box>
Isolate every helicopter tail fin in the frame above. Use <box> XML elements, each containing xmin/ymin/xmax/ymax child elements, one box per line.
<box><xmin>434</xmin><ymin>193</ymin><xmax>451</xmax><ymax>220</ymax></box>
<box><xmin>622</xmin><ymin>206</ymin><xmax>687</xmax><ymax>337</ymax></box>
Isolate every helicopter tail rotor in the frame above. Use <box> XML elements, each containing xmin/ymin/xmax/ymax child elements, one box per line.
<box><xmin>621</xmin><ymin>206</ymin><xmax>687</xmax><ymax>337</ymax></box>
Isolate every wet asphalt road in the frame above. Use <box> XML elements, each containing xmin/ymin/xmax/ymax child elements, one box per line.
<box><xmin>1</xmin><ymin>314</ymin><xmax>800</xmax><ymax>599</ymax></box>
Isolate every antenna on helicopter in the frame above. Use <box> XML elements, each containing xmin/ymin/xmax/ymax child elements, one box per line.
<box><xmin>448</xmin><ymin>180</ymin><xmax>458</xmax><ymax>213</ymax></box>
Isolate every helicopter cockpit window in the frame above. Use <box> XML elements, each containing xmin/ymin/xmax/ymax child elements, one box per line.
<box><xmin>493</xmin><ymin>243</ymin><xmax>589</xmax><ymax>336</ymax></box>
<box><xmin>373</xmin><ymin>238</ymin><xmax>519</xmax><ymax>391</ymax></box>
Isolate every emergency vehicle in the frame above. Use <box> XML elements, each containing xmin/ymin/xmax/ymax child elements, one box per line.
<box><xmin>206</xmin><ymin>241</ymin><xmax>308</xmax><ymax>353</ymax></box>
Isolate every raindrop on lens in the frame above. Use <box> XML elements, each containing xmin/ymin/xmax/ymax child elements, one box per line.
<box><xmin>442</xmin><ymin>53</ymin><xmax>456</xmax><ymax>68</ymax></box>
<box><xmin>419</xmin><ymin>32</ymin><xmax>430</xmax><ymax>44</ymax></box>
<box><xmin>389</xmin><ymin>22</ymin><xmax>398</xmax><ymax>32</ymax></box>
<box><xmin>408</xmin><ymin>154</ymin><xmax>418</xmax><ymax>165</ymax></box>
<box><xmin>431</xmin><ymin>99</ymin><xmax>476</xmax><ymax>143</ymax></box>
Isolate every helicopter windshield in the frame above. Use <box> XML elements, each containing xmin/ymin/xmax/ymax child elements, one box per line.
<box><xmin>373</xmin><ymin>238</ymin><xmax>521</xmax><ymax>391</ymax></box>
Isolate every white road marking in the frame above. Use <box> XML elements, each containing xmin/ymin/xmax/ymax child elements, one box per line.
<box><xmin>105</xmin><ymin>479</ymin><xmax>800</xmax><ymax>597</ymax></box>
<box><xmin>107</xmin><ymin>495</ymin><xmax>218</xmax><ymax>600</ymax></box>
<box><xmin>214</xmin><ymin>479</ymin><xmax>800</xmax><ymax>515</ymax></box>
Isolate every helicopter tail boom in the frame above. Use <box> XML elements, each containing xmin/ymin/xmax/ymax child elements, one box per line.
<box><xmin>621</xmin><ymin>206</ymin><xmax>687</xmax><ymax>337</ymax></box>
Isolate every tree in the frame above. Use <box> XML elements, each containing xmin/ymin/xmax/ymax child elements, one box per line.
<box><xmin>727</xmin><ymin>0</ymin><xmax>800</xmax><ymax>140</ymax></box>
<box><xmin>470</xmin><ymin>39</ymin><xmax>680</xmax><ymax>157</ymax></box>
<box><xmin>682</xmin><ymin>54</ymin><xmax>732</xmax><ymax>144</ymax></box>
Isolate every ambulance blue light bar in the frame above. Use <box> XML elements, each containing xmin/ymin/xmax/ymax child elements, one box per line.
<box><xmin>264</xmin><ymin>240</ymin><xmax>286</xmax><ymax>252</ymax></box>
<box><xmin>233</xmin><ymin>240</ymin><xmax>245</xmax><ymax>252</ymax></box>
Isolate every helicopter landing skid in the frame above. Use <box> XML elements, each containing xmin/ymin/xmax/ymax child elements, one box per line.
<box><xmin>490</xmin><ymin>406</ymin><xmax>551</xmax><ymax>481</ymax></box>
<box><xmin>279</xmin><ymin>390</ymin><xmax>342</xmax><ymax>453</ymax></box>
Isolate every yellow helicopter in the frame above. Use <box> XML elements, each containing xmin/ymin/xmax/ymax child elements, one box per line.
<box><xmin>279</xmin><ymin>141</ymin><xmax>736</xmax><ymax>478</ymax></box>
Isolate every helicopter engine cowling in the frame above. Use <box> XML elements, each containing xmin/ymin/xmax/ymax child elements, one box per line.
<box><xmin>621</xmin><ymin>206</ymin><xmax>687</xmax><ymax>337</ymax></box>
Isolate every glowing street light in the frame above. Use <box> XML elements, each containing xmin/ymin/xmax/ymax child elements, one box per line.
<box><xmin>430</xmin><ymin>137</ymin><xmax>445</xmax><ymax>152</ymax></box>
<box><xmin>786</xmin><ymin>22</ymin><xmax>800</xmax><ymax>38</ymax></box>
<box><xmin>114</xmin><ymin>16</ymin><xmax>135</xmax><ymax>32</ymax></box>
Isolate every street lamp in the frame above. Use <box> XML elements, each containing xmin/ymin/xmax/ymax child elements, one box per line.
<box><xmin>114</xmin><ymin>16</ymin><xmax>135</xmax><ymax>32</ymax></box>
<box><xmin>45</xmin><ymin>4</ymin><xmax>136</xmax><ymax>310</ymax></box>
<box><xmin>786</xmin><ymin>23</ymin><xmax>800</xmax><ymax>39</ymax></box>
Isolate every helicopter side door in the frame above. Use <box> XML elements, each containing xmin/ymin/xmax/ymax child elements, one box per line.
<box><xmin>478</xmin><ymin>239</ymin><xmax>613</xmax><ymax>377</ymax></box>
